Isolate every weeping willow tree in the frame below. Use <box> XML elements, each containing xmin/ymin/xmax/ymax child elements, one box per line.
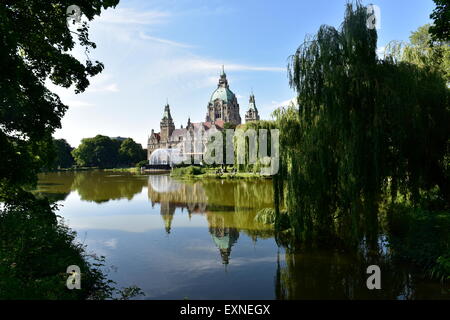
<box><xmin>233</xmin><ymin>120</ymin><xmax>278</xmax><ymax>173</ymax></box>
<box><xmin>275</xmin><ymin>2</ymin><xmax>450</xmax><ymax>247</ymax></box>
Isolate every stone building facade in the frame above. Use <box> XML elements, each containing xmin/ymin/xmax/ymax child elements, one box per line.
<box><xmin>147</xmin><ymin>68</ymin><xmax>261</xmax><ymax>161</ymax></box>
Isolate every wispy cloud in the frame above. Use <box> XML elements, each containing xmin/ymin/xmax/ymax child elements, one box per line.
<box><xmin>226</xmin><ymin>64</ymin><xmax>285</xmax><ymax>72</ymax></box>
<box><xmin>259</xmin><ymin>97</ymin><xmax>297</xmax><ymax>115</ymax></box>
<box><xmin>273</xmin><ymin>97</ymin><xmax>297</xmax><ymax>107</ymax></box>
<box><xmin>64</xmin><ymin>100</ymin><xmax>95</xmax><ymax>108</ymax></box>
<box><xmin>97</xmin><ymin>8</ymin><xmax>170</xmax><ymax>25</ymax></box>
<box><xmin>87</xmin><ymin>83</ymin><xmax>119</xmax><ymax>93</ymax></box>
<box><xmin>160</xmin><ymin>57</ymin><xmax>284</xmax><ymax>80</ymax></box>
<box><xmin>176</xmin><ymin>58</ymin><xmax>285</xmax><ymax>73</ymax></box>
<box><xmin>139</xmin><ymin>32</ymin><xmax>194</xmax><ymax>48</ymax></box>
<box><xmin>139</xmin><ymin>55</ymin><xmax>285</xmax><ymax>92</ymax></box>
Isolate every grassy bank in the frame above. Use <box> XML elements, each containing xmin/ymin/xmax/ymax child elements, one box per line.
<box><xmin>44</xmin><ymin>167</ymin><xmax>141</xmax><ymax>173</ymax></box>
<box><xmin>102</xmin><ymin>167</ymin><xmax>140</xmax><ymax>173</ymax></box>
<box><xmin>170</xmin><ymin>166</ymin><xmax>270</xmax><ymax>180</ymax></box>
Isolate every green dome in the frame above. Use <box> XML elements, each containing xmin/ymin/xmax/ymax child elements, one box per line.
<box><xmin>212</xmin><ymin>234</ymin><xmax>232</xmax><ymax>250</ymax></box>
<box><xmin>210</xmin><ymin>87</ymin><xmax>235</xmax><ymax>103</ymax></box>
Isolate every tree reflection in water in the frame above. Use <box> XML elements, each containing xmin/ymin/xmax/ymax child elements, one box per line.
<box><xmin>35</xmin><ymin>172</ymin><xmax>449</xmax><ymax>299</ymax></box>
<box><xmin>36</xmin><ymin>171</ymin><xmax>148</xmax><ymax>203</ymax></box>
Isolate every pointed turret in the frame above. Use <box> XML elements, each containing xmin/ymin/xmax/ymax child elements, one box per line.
<box><xmin>160</xmin><ymin>201</ymin><xmax>175</xmax><ymax>234</ymax></box>
<box><xmin>162</xmin><ymin>103</ymin><xmax>173</xmax><ymax>120</ymax></box>
<box><xmin>245</xmin><ymin>93</ymin><xmax>260</xmax><ymax>123</ymax></box>
<box><xmin>160</xmin><ymin>103</ymin><xmax>175</xmax><ymax>143</ymax></box>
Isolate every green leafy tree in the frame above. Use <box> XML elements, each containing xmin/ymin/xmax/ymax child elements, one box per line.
<box><xmin>429</xmin><ymin>0</ymin><xmax>450</xmax><ymax>42</ymax></box>
<box><xmin>276</xmin><ymin>3</ymin><xmax>450</xmax><ymax>247</ymax></box>
<box><xmin>52</xmin><ymin>138</ymin><xmax>75</xmax><ymax>169</ymax></box>
<box><xmin>72</xmin><ymin>135</ymin><xmax>121</xmax><ymax>168</ymax></box>
<box><xmin>119</xmin><ymin>138</ymin><xmax>146</xmax><ymax>166</ymax></box>
<box><xmin>402</xmin><ymin>24</ymin><xmax>450</xmax><ymax>84</ymax></box>
<box><xmin>0</xmin><ymin>0</ymin><xmax>130</xmax><ymax>299</ymax></box>
<box><xmin>0</xmin><ymin>0</ymin><xmax>119</xmax><ymax>188</ymax></box>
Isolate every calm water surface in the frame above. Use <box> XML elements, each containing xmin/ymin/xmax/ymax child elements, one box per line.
<box><xmin>36</xmin><ymin>171</ymin><xmax>448</xmax><ymax>300</ymax></box>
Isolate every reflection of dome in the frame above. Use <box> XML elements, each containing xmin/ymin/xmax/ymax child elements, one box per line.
<box><xmin>212</xmin><ymin>233</ymin><xmax>233</xmax><ymax>250</ymax></box>
<box><xmin>148</xmin><ymin>175</ymin><xmax>183</xmax><ymax>193</ymax></box>
<box><xmin>210</xmin><ymin>226</ymin><xmax>240</xmax><ymax>265</ymax></box>
<box><xmin>210</xmin><ymin>87</ymin><xmax>236</xmax><ymax>103</ymax></box>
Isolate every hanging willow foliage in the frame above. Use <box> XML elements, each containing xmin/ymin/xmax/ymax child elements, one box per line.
<box><xmin>233</xmin><ymin>120</ymin><xmax>278</xmax><ymax>173</ymax></box>
<box><xmin>275</xmin><ymin>2</ymin><xmax>450</xmax><ymax>247</ymax></box>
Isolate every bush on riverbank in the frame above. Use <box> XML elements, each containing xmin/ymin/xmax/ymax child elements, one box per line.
<box><xmin>388</xmin><ymin>203</ymin><xmax>450</xmax><ymax>281</ymax></box>
<box><xmin>171</xmin><ymin>166</ymin><xmax>206</xmax><ymax>177</ymax></box>
<box><xmin>171</xmin><ymin>165</ymin><xmax>268</xmax><ymax>180</ymax></box>
<box><xmin>0</xmin><ymin>190</ymin><xmax>144</xmax><ymax>299</ymax></box>
<box><xmin>0</xmin><ymin>191</ymin><xmax>109</xmax><ymax>299</ymax></box>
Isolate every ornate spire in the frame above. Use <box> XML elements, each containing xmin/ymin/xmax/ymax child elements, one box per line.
<box><xmin>248</xmin><ymin>93</ymin><xmax>257</xmax><ymax>110</ymax></box>
<box><xmin>162</xmin><ymin>102</ymin><xmax>172</xmax><ymax>120</ymax></box>
<box><xmin>218</xmin><ymin>66</ymin><xmax>228</xmax><ymax>88</ymax></box>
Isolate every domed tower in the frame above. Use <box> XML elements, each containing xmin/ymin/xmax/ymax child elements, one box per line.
<box><xmin>245</xmin><ymin>93</ymin><xmax>260</xmax><ymax>123</ymax></box>
<box><xmin>160</xmin><ymin>103</ymin><xmax>175</xmax><ymax>146</ymax></box>
<box><xmin>206</xmin><ymin>66</ymin><xmax>241</xmax><ymax>125</ymax></box>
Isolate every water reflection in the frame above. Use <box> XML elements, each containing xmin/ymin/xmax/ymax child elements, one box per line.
<box><xmin>275</xmin><ymin>250</ymin><xmax>449</xmax><ymax>300</ymax></box>
<box><xmin>208</xmin><ymin>217</ymin><xmax>239</xmax><ymax>265</ymax></box>
<box><xmin>37</xmin><ymin>171</ymin><xmax>148</xmax><ymax>203</ymax></box>
<box><xmin>146</xmin><ymin>174</ymin><xmax>268</xmax><ymax>264</ymax></box>
<box><xmin>35</xmin><ymin>171</ymin><xmax>448</xmax><ymax>299</ymax></box>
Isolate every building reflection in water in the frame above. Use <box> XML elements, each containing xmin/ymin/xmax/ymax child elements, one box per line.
<box><xmin>208</xmin><ymin>215</ymin><xmax>239</xmax><ymax>265</ymax></box>
<box><xmin>147</xmin><ymin>174</ymin><xmax>240</xmax><ymax>264</ymax></box>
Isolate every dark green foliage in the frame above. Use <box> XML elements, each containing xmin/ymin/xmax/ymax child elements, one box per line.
<box><xmin>401</xmin><ymin>24</ymin><xmax>450</xmax><ymax>84</ymax></box>
<box><xmin>223</xmin><ymin>122</ymin><xmax>237</xmax><ymax>130</ymax></box>
<box><xmin>0</xmin><ymin>0</ymin><xmax>119</xmax><ymax>188</ymax></box>
<box><xmin>72</xmin><ymin>135</ymin><xmax>120</xmax><ymax>168</ymax></box>
<box><xmin>135</xmin><ymin>160</ymin><xmax>149</xmax><ymax>168</ymax></box>
<box><xmin>0</xmin><ymin>0</ymin><xmax>142</xmax><ymax>299</ymax></box>
<box><xmin>0</xmin><ymin>189</ymin><xmax>115</xmax><ymax>299</ymax></box>
<box><xmin>52</xmin><ymin>139</ymin><xmax>75</xmax><ymax>169</ymax></box>
<box><xmin>388</xmin><ymin>203</ymin><xmax>450</xmax><ymax>281</ymax></box>
<box><xmin>72</xmin><ymin>135</ymin><xmax>145</xmax><ymax>168</ymax></box>
<box><xmin>429</xmin><ymin>0</ymin><xmax>450</xmax><ymax>42</ymax></box>
<box><xmin>0</xmin><ymin>189</ymin><xmax>146</xmax><ymax>299</ymax></box>
<box><xmin>276</xmin><ymin>2</ymin><xmax>450</xmax><ymax>249</ymax></box>
<box><xmin>171</xmin><ymin>166</ymin><xmax>205</xmax><ymax>177</ymax></box>
<box><xmin>119</xmin><ymin>138</ymin><xmax>147</xmax><ymax>166</ymax></box>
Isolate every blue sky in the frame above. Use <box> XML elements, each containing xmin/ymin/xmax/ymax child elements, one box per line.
<box><xmin>52</xmin><ymin>0</ymin><xmax>436</xmax><ymax>147</ymax></box>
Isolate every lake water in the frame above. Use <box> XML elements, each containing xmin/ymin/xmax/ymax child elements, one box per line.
<box><xmin>36</xmin><ymin>171</ymin><xmax>448</xmax><ymax>300</ymax></box>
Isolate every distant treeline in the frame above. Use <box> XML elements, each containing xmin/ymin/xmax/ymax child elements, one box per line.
<box><xmin>51</xmin><ymin>135</ymin><xmax>147</xmax><ymax>169</ymax></box>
